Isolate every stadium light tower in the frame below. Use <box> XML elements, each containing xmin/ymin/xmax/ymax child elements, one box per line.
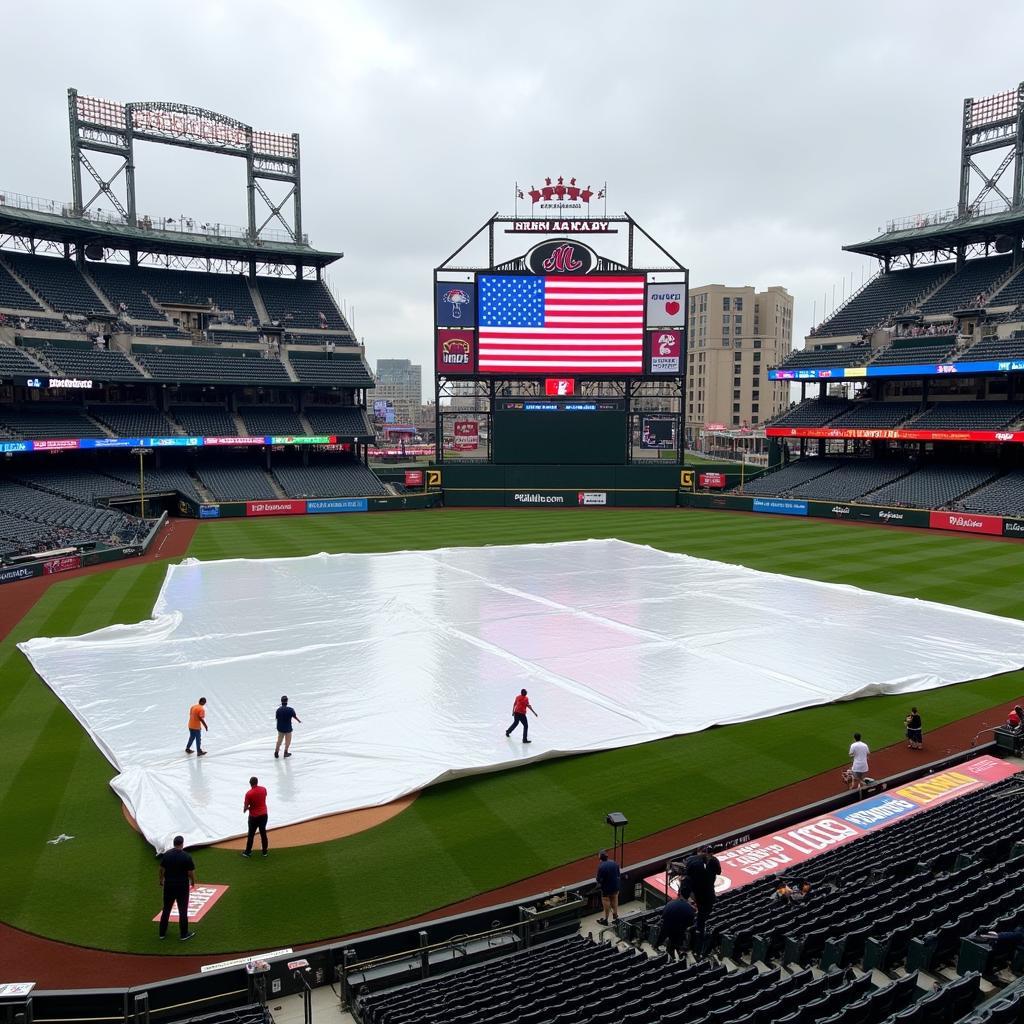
<box><xmin>958</xmin><ymin>83</ymin><xmax>1024</xmax><ymax>221</ymax></box>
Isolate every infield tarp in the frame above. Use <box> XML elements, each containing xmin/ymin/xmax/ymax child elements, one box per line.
<box><xmin>18</xmin><ymin>539</ymin><xmax>1024</xmax><ymax>851</ymax></box>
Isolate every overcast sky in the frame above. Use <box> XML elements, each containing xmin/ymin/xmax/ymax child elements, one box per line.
<box><xmin>4</xmin><ymin>0</ymin><xmax>1024</xmax><ymax>396</ymax></box>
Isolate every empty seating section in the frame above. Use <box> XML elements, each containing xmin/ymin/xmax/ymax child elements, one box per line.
<box><xmin>739</xmin><ymin>459</ymin><xmax>841</xmax><ymax>495</ymax></box>
<box><xmin>102</xmin><ymin>265</ymin><xmax>259</xmax><ymax>322</ymax></box>
<box><xmin>134</xmin><ymin>345</ymin><xmax>289</xmax><ymax>384</ymax></box>
<box><xmin>88</xmin><ymin>404</ymin><xmax>175</xmax><ymax>437</ymax></box>
<box><xmin>257</xmin><ymin>277</ymin><xmax>348</xmax><ymax>330</ymax></box>
<box><xmin>863</xmin><ymin>464</ymin><xmax>996</xmax><ymax>507</ymax></box>
<box><xmin>238</xmin><ymin>405</ymin><xmax>304</xmax><ymax>436</ymax></box>
<box><xmin>289</xmin><ymin>353</ymin><xmax>374</xmax><ymax>386</ymax></box>
<box><xmin>962</xmin><ymin>334</ymin><xmax>1024</xmax><ymax>360</ymax></box>
<box><xmin>788</xmin><ymin>462</ymin><xmax>911</xmax><ymax>500</ymax></box>
<box><xmin>872</xmin><ymin>335</ymin><xmax>957</xmax><ymax>365</ymax></box>
<box><xmin>906</xmin><ymin>401</ymin><xmax>1024</xmax><ymax>430</ymax></box>
<box><xmin>827</xmin><ymin>401</ymin><xmax>919</xmax><ymax>429</ymax></box>
<box><xmin>31</xmin><ymin>340</ymin><xmax>144</xmax><ymax>380</ymax></box>
<box><xmin>286</xmin><ymin>331</ymin><xmax>352</xmax><ymax>346</ymax></box>
<box><xmin>170</xmin><ymin>405</ymin><xmax>239</xmax><ymax>437</ymax></box>
<box><xmin>0</xmin><ymin>261</ymin><xmax>43</xmax><ymax>310</ymax></box>
<box><xmin>770</xmin><ymin>399</ymin><xmax>849</xmax><ymax>427</ymax></box>
<box><xmin>87</xmin><ymin>264</ymin><xmax>166</xmax><ymax>320</ymax></box>
<box><xmin>989</xmin><ymin>266</ymin><xmax>1024</xmax><ymax>307</ymax></box>
<box><xmin>956</xmin><ymin>471</ymin><xmax>1024</xmax><ymax>516</ymax></box>
<box><xmin>920</xmin><ymin>255</ymin><xmax>1013</xmax><ymax>315</ymax></box>
<box><xmin>103</xmin><ymin>464</ymin><xmax>202</xmax><ymax>501</ymax></box>
<box><xmin>10</xmin><ymin>316</ymin><xmax>78</xmax><ymax>332</ymax></box>
<box><xmin>303</xmin><ymin>406</ymin><xmax>372</xmax><ymax>436</ymax></box>
<box><xmin>4</xmin><ymin>252</ymin><xmax>108</xmax><ymax>316</ymax></box>
<box><xmin>207</xmin><ymin>329</ymin><xmax>260</xmax><ymax>344</ymax></box>
<box><xmin>12</xmin><ymin>467</ymin><xmax>137</xmax><ymax>504</ymax></box>
<box><xmin>0</xmin><ymin>344</ymin><xmax>45</xmax><ymax>376</ymax></box>
<box><xmin>192</xmin><ymin>459</ymin><xmax>276</xmax><ymax>501</ymax></box>
<box><xmin>812</xmin><ymin>265</ymin><xmax>951</xmax><ymax>337</ymax></box>
<box><xmin>0</xmin><ymin>406</ymin><xmax>105</xmax><ymax>439</ymax></box>
<box><xmin>272</xmin><ymin>459</ymin><xmax>387</xmax><ymax>498</ymax></box>
<box><xmin>775</xmin><ymin>344</ymin><xmax>872</xmax><ymax>369</ymax></box>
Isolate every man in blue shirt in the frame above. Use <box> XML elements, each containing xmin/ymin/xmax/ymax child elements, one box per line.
<box><xmin>656</xmin><ymin>891</ymin><xmax>696</xmax><ymax>961</ymax></box>
<box><xmin>274</xmin><ymin>695</ymin><xmax>302</xmax><ymax>759</ymax></box>
<box><xmin>596</xmin><ymin>850</ymin><xmax>621</xmax><ymax>925</ymax></box>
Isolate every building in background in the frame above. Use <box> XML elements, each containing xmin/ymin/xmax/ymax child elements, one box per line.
<box><xmin>374</xmin><ymin>358</ymin><xmax>422</xmax><ymax>425</ymax></box>
<box><xmin>686</xmin><ymin>284</ymin><xmax>793</xmax><ymax>438</ymax></box>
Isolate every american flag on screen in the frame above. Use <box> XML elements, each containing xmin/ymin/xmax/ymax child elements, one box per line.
<box><xmin>478</xmin><ymin>275</ymin><xmax>645</xmax><ymax>373</ymax></box>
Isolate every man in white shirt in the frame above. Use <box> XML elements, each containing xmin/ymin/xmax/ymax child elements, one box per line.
<box><xmin>848</xmin><ymin>733</ymin><xmax>870</xmax><ymax>790</ymax></box>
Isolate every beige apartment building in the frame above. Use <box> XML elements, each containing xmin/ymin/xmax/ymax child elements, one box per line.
<box><xmin>686</xmin><ymin>284</ymin><xmax>793</xmax><ymax>435</ymax></box>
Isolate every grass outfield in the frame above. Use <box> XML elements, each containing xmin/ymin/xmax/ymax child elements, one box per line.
<box><xmin>1</xmin><ymin>508</ymin><xmax>1022</xmax><ymax>954</ymax></box>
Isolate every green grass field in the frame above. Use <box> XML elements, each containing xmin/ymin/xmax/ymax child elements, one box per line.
<box><xmin>1</xmin><ymin>508</ymin><xmax>1022</xmax><ymax>954</ymax></box>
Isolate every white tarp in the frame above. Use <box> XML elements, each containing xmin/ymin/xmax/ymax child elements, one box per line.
<box><xmin>18</xmin><ymin>539</ymin><xmax>1024</xmax><ymax>852</ymax></box>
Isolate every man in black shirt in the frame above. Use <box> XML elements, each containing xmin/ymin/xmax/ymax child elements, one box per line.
<box><xmin>274</xmin><ymin>695</ymin><xmax>302</xmax><ymax>759</ymax></box>
<box><xmin>656</xmin><ymin>891</ymin><xmax>696</xmax><ymax>960</ymax></box>
<box><xmin>158</xmin><ymin>835</ymin><xmax>196</xmax><ymax>941</ymax></box>
<box><xmin>680</xmin><ymin>847</ymin><xmax>722</xmax><ymax>952</ymax></box>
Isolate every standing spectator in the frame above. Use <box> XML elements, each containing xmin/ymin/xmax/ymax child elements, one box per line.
<box><xmin>505</xmin><ymin>688</ymin><xmax>537</xmax><ymax>744</ymax></box>
<box><xmin>680</xmin><ymin>847</ymin><xmax>721</xmax><ymax>951</ymax></box>
<box><xmin>848</xmin><ymin>732</ymin><xmax>870</xmax><ymax>789</ymax></box>
<box><xmin>274</xmin><ymin>695</ymin><xmax>301</xmax><ymax>759</ymax></box>
<box><xmin>158</xmin><ymin>835</ymin><xmax>196</xmax><ymax>941</ymax></box>
<box><xmin>905</xmin><ymin>708</ymin><xmax>923</xmax><ymax>750</ymax></box>
<box><xmin>595</xmin><ymin>850</ymin><xmax>621</xmax><ymax>925</ymax></box>
<box><xmin>242</xmin><ymin>776</ymin><xmax>269</xmax><ymax>859</ymax></box>
<box><xmin>185</xmin><ymin>697</ymin><xmax>208</xmax><ymax>756</ymax></box>
<box><xmin>656</xmin><ymin>890</ymin><xmax>696</xmax><ymax>960</ymax></box>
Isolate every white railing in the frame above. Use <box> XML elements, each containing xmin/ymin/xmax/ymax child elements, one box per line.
<box><xmin>883</xmin><ymin>200</ymin><xmax>1007</xmax><ymax>234</ymax></box>
<box><xmin>0</xmin><ymin>188</ymin><xmax>306</xmax><ymax>246</ymax></box>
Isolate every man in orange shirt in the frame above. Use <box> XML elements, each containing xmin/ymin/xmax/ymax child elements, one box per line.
<box><xmin>185</xmin><ymin>697</ymin><xmax>208</xmax><ymax>756</ymax></box>
<box><xmin>505</xmin><ymin>688</ymin><xmax>538</xmax><ymax>744</ymax></box>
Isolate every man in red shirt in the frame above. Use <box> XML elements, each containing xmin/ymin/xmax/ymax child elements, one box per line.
<box><xmin>241</xmin><ymin>776</ymin><xmax>269</xmax><ymax>858</ymax></box>
<box><xmin>505</xmin><ymin>688</ymin><xmax>538</xmax><ymax>744</ymax></box>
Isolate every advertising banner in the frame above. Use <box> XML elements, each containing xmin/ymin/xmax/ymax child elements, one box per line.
<box><xmin>767</xmin><ymin>425</ymin><xmax>1024</xmax><ymax>445</ymax></box>
<box><xmin>0</xmin><ymin>440</ymin><xmax>32</xmax><ymax>453</ymax></box>
<box><xmin>32</xmin><ymin>439</ymin><xmax>80</xmax><ymax>451</ymax></box>
<box><xmin>0</xmin><ymin>563</ymin><xmax>44</xmax><ymax>585</ymax></box>
<box><xmin>202</xmin><ymin>436</ymin><xmax>267</xmax><ymax>447</ymax></box>
<box><xmin>699</xmin><ymin>472</ymin><xmax>727</xmax><ymax>489</ymax></box>
<box><xmin>43</xmin><ymin>555</ymin><xmax>81</xmax><ymax>575</ymax></box>
<box><xmin>752</xmin><ymin>497</ymin><xmax>808</xmax><ymax>516</ymax></box>
<box><xmin>145</xmin><ymin>436</ymin><xmax>202</xmax><ymax>448</ymax></box>
<box><xmin>452</xmin><ymin>419</ymin><xmax>480</xmax><ymax>451</ymax></box>
<box><xmin>404</xmin><ymin>470</ymin><xmax>425</xmax><ymax>487</ymax></box>
<box><xmin>507</xmin><ymin>491</ymin><xmax>571</xmax><ymax>506</ymax></box>
<box><xmin>577</xmin><ymin>491</ymin><xmax>608</xmax><ymax>505</ymax></box>
<box><xmin>1003</xmin><ymin>518</ymin><xmax>1024</xmax><ymax>539</ymax></box>
<box><xmin>929</xmin><ymin>511</ymin><xmax>1004</xmax><ymax>536</ymax></box>
<box><xmin>81</xmin><ymin>437</ymin><xmax>140</xmax><ymax>449</ymax></box>
<box><xmin>808</xmin><ymin>502</ymin><xmax>928</xmax><ymax>528</ymax></box>
<box><xmin>646</xmin><ymin>282</ymin><xmax>687</xmax><ymax>327</ymax></box>
<box><xmin>436</xmin><ymin>329</ymin><xmax>476</xmax><ymax>374</ymax></box>
<box><xmin>199</xmin><ymin>505</ymin><xmax>221</xmax><ymax>519</ymax></box>
<box><xmin>647</xmin><ymin>330</ymin><xmax>683</xmax><ymax>374</ymax></box>
<box><xmin>246</xmin><ymin>500</ymin><xmax>306</xmax><ymax>517</ymax></box>
<box><xmin>641</xmin><ymin>416</ymin><xmax>676</xmax><ymax>450</ymax></box>
<box><xmin>306</xmin><ymin>498</ymin><xmax>368</xmax><ymax>514</ymax></box>
<box><xmin>269</xmin><ymin>435</ymin><xmax>334</xmax><ymax>446</ymax></box>
<box><xmin>769</xmin><ymin>357</ymin><xmax>1024</xmax><ymax>381</ymax></box>
<box><xmin>151</xmin><ymin>883</ymin><xmax>229</xmax><ymax>924</ymax></box>
<box><xmin>645</xmin><ymin>755</ymin><xmax>1016</xmax><ymax>897</ymax></box>
<box><xmin>436</xmin><ymin>281</ymin><xmax>476</xmax><ymax>327</ymax></box>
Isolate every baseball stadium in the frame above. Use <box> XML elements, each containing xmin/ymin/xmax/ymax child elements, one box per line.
<box><xmin>3</xmin><ymin>77</ymin><xmax>1024</xmax><ymax>1024</ymax></box>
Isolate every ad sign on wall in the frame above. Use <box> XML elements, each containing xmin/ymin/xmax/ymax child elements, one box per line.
<box><xmin>436</xmin><ymin>329</ymin><xmax>476</xmax><ymax>374</ymax></box>
<box><xmin>452</xmin><ymin>419</ymin><xmax>480</xmax><ymax>451</ymax></box>
<box><xmin>646</xmin><ymin>282</ymin><xmax>687</xmax><ymax>327</ymax></box>
<box><xmin>647</xmin><ymin>330</ymin><xmax>683</xmax><ymax>373</ymax></box>
<box><xmin>436</xmin><ymin>282</ymin><xmax>476</xmax><ymax>327</ymax></box>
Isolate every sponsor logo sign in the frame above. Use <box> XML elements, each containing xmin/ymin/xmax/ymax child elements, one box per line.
<box><xmin>306</xmin><ymin>498</ymin><xmax>368</xmax><ymax>514</ymax></box>
<box><xmin>645</xmin><ymin>755</ymin><xmax>1015</xmax><ymax>897</ymax></box>
<box><xmin>201</xmin><ymin>948</ymin><xmax>294</xmax><ymax>975</ymax></box>
<box><xmin>152</xmin><ymin>883</ymin><xmax>229</xmax><ymax>924</ymax></box>
<box><xmin>436</xmin><ymin>282</ymin><xmax>476</xmax><ymax>327</ymax></box>
<box><xmin>199</xmin><ymin>505</ymin><xmax>221</xmax><ymax>519</ymax></box>
<box><xmin>404</xmin><ymin>470</ymin><xmax>425</xmax><ymax>487</ymax></box>
<box><xmin>426</xmin><ymin>468</ymin><xmax>442</xmax><ymax>488</ymax></box>
<box><xmin>452</xmin><ymin>419</ymin><xmax>480</xmax><ymax>451</ymax></box>
<box><xmin>512</xmin><ymin>492</ymin><xmax>565</xmax><ymax>504</ymax></box>
<box><xmin>767</xmin><ymin>426</ymin><xmax>1024</xmax><ymax>445</ymax></box>
<box><xmin>509</xmin><ymin>219</ymin><xmax>613</xmax><ymax>233</ymax></box>
<box><xmin>0</xmin><ymin>440</ymin><xmax>32</xmax><ymax>453</ymax></box>
<box><xmin>525</xmin><ymin>239</ymin><xmax>597</xmax><ymax>276</ymax></box>
<box><xmin>831</xmin><ymin>505</ymin><xmax>851</xmax><ymax>516</ymax></box>
<box><xmin>699</xmin><ymin>472</ymin><xmax>727</xmax><ymax>489</ymax></box>
<box><xmin>145</xmin><ymin>436</ymin><xmax>201</xmax><ymax>448</ymax></box>
<box><xmin>522</xmin><ymin>175</ymin><xmax>600</xmax><ymax>214</ymax></box>
<box><xmin>81</xmin><ymin>437</ymin><xmax>138</xmax><ymax>449</ymax></box>
<box><xmin>705</xmin><ymin>422</ymin><xmax>727</xmax><ymax>432</ymax></box>
<box><xmin>32</xmin><ymin>439</ymin><xmax>80</xmax><ymax>451</ymax></box>
<box><xmin>0</xmin><ymin>565</ymin><xmax>39</xmax><ymax>584</ymax></box>
<box><xmin>1003</xmin><ymin>518</ymin><xmax>1024</xmax><ymax>538</ymax></box>
<box><xmin>752</xmin><ymin>497</ymin><xmax>808</xmax><ymax>517</ymax></box>
<box><xmin>246</xmin><ymin>500</ymin><xmax>306</xmax><ymax>517</ymax></box>
<box><xmin>202</xmin><ymin>436</ymin><xmax>267</xmax><ymax>447</ymax></box>
<box><xmin>648</xmin><ymin>330</ymin><xmax>682</xmax><ymax>373</ymax></box>
<box><xmin>268</xmin><ymin>435</ymin><xmax>333</xmax><ymax>446</ymax></box>
<box><xmin>436</xmin><ymin>329</ymin><xmax>475</xmax><ymax>374</ymax></box>
<box><xmin>577</xmin><ymin>491</ymin><xmax>607</xmax><ymax>505</ymax></box>
<box><xmin>646</xmin><ymin>283</ymin><xmax>687</xmax><ymax>328</ymax></box>
<box><xmin>47</xmin><ymin>377</ymin><xmax>94</xmax><ymax>389</ymax></box>
<box><xmin>680</xmin><ymin>470</ymin><xmax>694</xmax><ymax>488</ymax></box>
<box><xmin>43</xmin><ymin>555</ymin><xmax>81</xmax><ymax>575</ymax></box>
<box><xmin>545</xmin><ymin>377</ymin><xmax>575</xmax><ymax>396</ymax></box>
<box><xmin>928</xmin><ymin>511</ymin><xmax>1003</xmax><ymax>536</ymax></box>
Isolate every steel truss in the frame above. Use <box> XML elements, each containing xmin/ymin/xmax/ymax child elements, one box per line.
<box><xmin>959</xmin><ymin>84</ymin><xmax>1024</xmax><ymax>218</ymax></box>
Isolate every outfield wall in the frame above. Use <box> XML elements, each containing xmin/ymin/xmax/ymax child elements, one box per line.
<box><xmin>680</xmin><ymin>491</ymin><xmax>1024</xmax><ymax>538</ymax></box>
<box><xmin>175</xmin><ymin>491</ymin><xmax>442</xmax><ymax>519</ymax></box>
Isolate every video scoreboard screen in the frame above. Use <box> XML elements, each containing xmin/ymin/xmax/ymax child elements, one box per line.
<box><xmin>492</xmin><ymin>399</ymin><xmax>626</xmax><ymax>465</ymax></box>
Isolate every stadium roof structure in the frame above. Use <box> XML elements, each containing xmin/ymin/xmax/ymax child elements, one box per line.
<box><xmin>0</xmin><ymin>199</ymin><xmax>342</xmax><ymax>269</ymax></box>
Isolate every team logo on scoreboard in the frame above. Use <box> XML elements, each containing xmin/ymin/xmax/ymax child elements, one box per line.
<box><xmin>526</xmin><ymin>239</ymin><xmax>597</xmax><ymax>276</ymax></box>
<box><xmin>647</xmin><ymin>330</ymin><xmax>682</xmax><ymax>373</ymax></box>
<box><xmin>436</xmin><ymin>329</ymin><xmax>475</xmax><ymax>374</ymax></box>
<box><xmin>436</xmin><ymin>281</ymin><xmax>476</xmax><ymax>327</ymax></box>
<box><xmin>545</xmin><ymin>378</ymin><xmax>575</xmax><ymax>396</ymax></box>
<box><xmin>646</xmin><ymin>283</ymin><xmax>687</xmax><ymax>327</ymax></box>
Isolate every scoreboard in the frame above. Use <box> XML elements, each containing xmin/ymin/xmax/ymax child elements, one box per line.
<box><xmin>492</xmin><ymin>399</ymin><xmax>626</xmax><ymax>465</ymax></box>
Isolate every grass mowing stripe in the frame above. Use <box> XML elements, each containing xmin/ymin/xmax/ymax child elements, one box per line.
<box><xmin>1</xmin><ymin>509</ymin><xmax>1022</xmax><ymax>952</ymax></box>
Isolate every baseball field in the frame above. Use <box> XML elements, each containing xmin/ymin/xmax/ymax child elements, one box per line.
<box><xmin>1</xmin><ymin>508</ymin><xmax>1021</xmax><ymax>955</ymax></box>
